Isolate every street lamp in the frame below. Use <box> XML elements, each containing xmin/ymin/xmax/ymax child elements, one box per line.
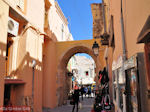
<box><xmin>32</xmin><ymin>60</ymin><xmax>36</xmax><ymax>112</ymax></box>
<box><xmin>92</xmin><ymin>41</ymin><xmax>99</xmax><ymax>56</ymax></box>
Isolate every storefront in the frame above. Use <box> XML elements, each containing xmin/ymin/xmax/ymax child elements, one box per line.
<box><xmin>112</xmin><ymin>53</ymin><xmax>147</xmax><ymax>112</ymax></box>
<box><xmin>137</xmin><ymin>16</ymin><xmax>150</xmax><ymax>91</ymax></box>
<box><xmin>4</xmin><ymin>79</ymin><xmax>26</xmax><ymax>106</ymax></box>
<box><xmin>124</xmin><ymin>54</ymin><xmax>141</xmax><ymax>112</ymax></box>
<box><xmin>137</xmin><ymin>15</ymin><xmax>150</xmax><ymax>112</ymax></box>
<box><xmin>112</xmin><ymin>56</ymin><xmax>125</xmax><ymax>112</ymax></box>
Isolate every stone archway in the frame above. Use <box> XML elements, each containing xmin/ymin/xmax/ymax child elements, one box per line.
<box><xmin>56</xmin><ymin>39</ymin><xmax>105</xmax><ymax>105</ymax></box>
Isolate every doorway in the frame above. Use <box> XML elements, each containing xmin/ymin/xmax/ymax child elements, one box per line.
<box><xmin>4</xmin><ymin>84</ymin><xmax>11</xmax><ymax>106</ymax></box>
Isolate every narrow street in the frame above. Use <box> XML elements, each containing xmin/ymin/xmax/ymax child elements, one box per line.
<box><xmin>1</xmin><ymin>0</ymin><xmax>150</xmax><ymax>112</ymax></box>
<box><xmin>50</xmin><ymin>97</ymin><xmax>94</xmax><ymax>112</ymax></box>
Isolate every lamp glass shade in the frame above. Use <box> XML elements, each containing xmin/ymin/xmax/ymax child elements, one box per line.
<box><xmin>92</xmin><ymin>41</ymin><xmax>99</xmax><ymax>56</ymax></box>
<box><xmin>32</xmin><ymin>60</ymin><xmax>36</xmax><ymax>67</ymax></box>
<box><xmin>93</xmin><ymin>48</ymin><xmax>99</xmax><ymax>56</ymax></box>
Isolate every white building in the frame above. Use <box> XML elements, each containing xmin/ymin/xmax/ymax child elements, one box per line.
<box><xmin>68</xmin><ymin>55</ymin><xmax>96</xmax><ymax>85</ymax></box>
<box><xmin>48</xmin><ymin>0</ymin><xmax>73</xmax><ymax>41</ymax></box>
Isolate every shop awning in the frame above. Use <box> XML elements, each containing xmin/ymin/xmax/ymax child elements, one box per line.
<box><xmin>137</xmin><ymin>16</ymin><xmax>150</xmax><ymax>43</ymax></box>
<box><xmin>5</xmin><ymin>79</ymin><xmax>25</xmax><ymax>85</ymax></box>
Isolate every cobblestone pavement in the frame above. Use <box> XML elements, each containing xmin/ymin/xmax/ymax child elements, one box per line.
<box><xmin>50</xmin><ymin>97</ymin><xmax>95</xmax><ymax>112</ymax></box>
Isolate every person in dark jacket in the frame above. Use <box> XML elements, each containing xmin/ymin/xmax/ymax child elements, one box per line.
<box><xmin>72</xmin><ymin>89</ymin><xmax>80</xmax><ymax>112</ymax></box>
<box><xmin>101</xmin><ymin>67</ymin><xmax>109</xmax><ymax>85</ymax></box>
<box><xmin>80</xmin><ymin>86</ymin><xmax>84</xmax><ymax>101</ymax></box>
<box><xmin>87</xmin><ymin>86</ymin><xmax>91</xmax><ymax>98</ymax></box>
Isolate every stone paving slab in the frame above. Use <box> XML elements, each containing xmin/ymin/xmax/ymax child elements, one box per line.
<box><xmin>50</xmin><ymin>97</ymin><xmax>94</xmax><ymax>112</ymax></box>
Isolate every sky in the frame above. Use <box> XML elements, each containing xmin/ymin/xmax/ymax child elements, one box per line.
<box><xmin>57</xmin><ymin>0</ymin><xmax>102</xmax><ymax>41</ymax></box>
<box><xmin>76</xmin><ymin>53</ymin><xmax>92</xmax><ymax>59</ymax></box>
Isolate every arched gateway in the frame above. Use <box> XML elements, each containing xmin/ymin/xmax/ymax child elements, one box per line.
<box><xmin>56</xmin><ymin>39</ymin><xmax>105</xmax><ymax>106</ymax></box>
<box><xmin>42</xmin><ymin>39</ymin><xmax>106</xmax><ymax>110</ymax></box>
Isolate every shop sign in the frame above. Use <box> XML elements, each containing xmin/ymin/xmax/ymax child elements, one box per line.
<box><xmin>124</xmin><ymin>55</ymin><xmax>137</xmax><ymax>70</ymax></box>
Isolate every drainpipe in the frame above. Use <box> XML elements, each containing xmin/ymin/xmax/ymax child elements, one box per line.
<box><xmin>120</xmin><ymin>0</ymin><xmax>127</xmax><ymax>112</ymax></box>
<box><xmin>121</xmin><ymin>0</ymin><xmax>127</xmax><ymax>61</ymax></box>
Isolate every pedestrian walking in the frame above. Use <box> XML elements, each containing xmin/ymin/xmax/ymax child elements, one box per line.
<box><xmin>72</xmin><ymin>89</ymin><xmax>80</xmax><ymax>112</ymax></box>
<box><xmin>88</xmin><ymin>86</ymin><xmax>91</xmax><ymax>98</ymax></box>
<box><xmin>84</xmin><ymin>87</ymin><xmax>88</xmax><ymax>97</ymax></box>
<box><xmin>80</xmin><ymin>86</ymin><xmax>84</xmax><ymax>101</ymax></box>
<box><xmin>101</xmin><ymin>67</ymin><xmax>109</xmax><ymax>85</ymax></box>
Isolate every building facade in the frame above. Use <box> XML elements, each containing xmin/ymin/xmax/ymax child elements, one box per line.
<box><xmin>0</xmin><ymin>0</ymin><xmax>44</xmax><ymax>112</ymax></box>
<box><xmin>42</xmin><ymin>0</ymin><xmax>73</xmax><ymax>109</ymax></box>
<box><xmin>91</xmin><ymin>0</ymin><xmax>150</xmax><ymax>112</ymax></box>
<box><xmin>69</xmin><ymin>55</ymin><xmax>95</xmax><ymax>85</ymax></box>
<box><xmin>0</xmin><ymin>0</ymin><xmax>73</xmax><ymax>111</ymax></box>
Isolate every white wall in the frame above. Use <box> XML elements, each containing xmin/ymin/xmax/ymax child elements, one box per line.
<box><xmin>48</xmin><ymin>1</ymin><xmax>73</xmax><ymax>41</ymax></box>
<box><xmin>70</xmin><ymin>55</ymin><xmax>95</xmax><ymax>84</ymax></box>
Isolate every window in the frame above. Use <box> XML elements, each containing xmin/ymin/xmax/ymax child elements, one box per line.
<box><xmin>16</xmin><ymin>0</ymin><xmax>25</xmax><ymax>11</ymax></box>
<box><xmin>85</xmin><ymin>71</ymin><xmax>89</xmax><ymax>76</ymax></box>
<box><xmin>110</xmin><ymin>15</ymin><xmax>115</xmax><ymax>48</ymax></box>
<box><xmin>61</xmin><ymin>24</ymin><xmax>64</xmax><ymax>40</ymax></box>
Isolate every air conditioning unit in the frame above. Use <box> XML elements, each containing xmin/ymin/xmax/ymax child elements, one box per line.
<box><xmin>8</xmin><ymin>17</ymin><xmax>19</xmax><ymax>37</ymax></box>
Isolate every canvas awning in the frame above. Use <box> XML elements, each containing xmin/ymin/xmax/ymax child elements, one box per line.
<box><xmin>5</xmin><ymin>79</ymin><xmax>25</xmax><ymax>85</ymax></box>
<box><xmin>137</xmin><ymin>16</ymin><xmax>150</xmax><ymax>43</ymax></box>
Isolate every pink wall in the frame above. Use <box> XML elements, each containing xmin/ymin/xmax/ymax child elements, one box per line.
<box><xmin>110</xmin><ymin>0</ymin><xmax>147</xmax><ymax>61</ymax></box>
<box><xmin>123</xmin><ymin>0</ymin><xmax>149</xmax><ymax>57</ymax></box>
<box><xmin>108</xmin><ymin>0</ymin><xmax>150</xmax><ymax>111</ymax></box>
<box><xmin>42</xmin><ymin>40</ymin><xmax>57</xmax><ymax>108</ymax></box>
<box><xmin>16</xmin><ymin>52</ymin><xmax>43</xmax><ymax>111</ymax></box>
<box><xmin>110</xmin><ymin>0</ymin><xmax>123</xmax><ymax>61</ymax></box>
<box><xmin>0</xmin><ymin>0</ymin><xmax>9</xmax><ymax>107</ymax></box>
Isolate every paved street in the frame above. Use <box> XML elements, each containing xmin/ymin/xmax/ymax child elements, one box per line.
<box><xmin>50</xmin><ymin>97</ymin><xmax>94</xmax><ymax>112</ymax></box>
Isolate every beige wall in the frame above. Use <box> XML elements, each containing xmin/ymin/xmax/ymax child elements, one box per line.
<box><xmin>26</xmin><ymin>0</ymin><xmax>44</xmax><ymax>32</ymax></box>
<box><xmin>0</xmin><ymin>0</ymin><xmax>9</xmax><ymax>107</ymax></box>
